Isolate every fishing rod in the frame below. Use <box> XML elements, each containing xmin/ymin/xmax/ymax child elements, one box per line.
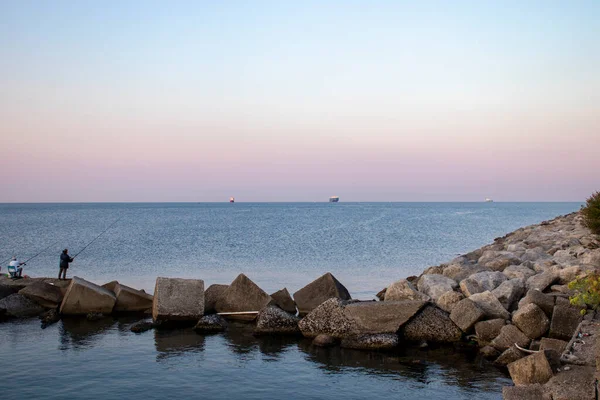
<box><xmin>22</xmin><ymin>240</ymin><xmax>61</xmax><ymax>264</ymax></box>
<box><xmin>72</xmin><ymin>216</ymin><xmax>123</xmax><ymax>259</ymax></box>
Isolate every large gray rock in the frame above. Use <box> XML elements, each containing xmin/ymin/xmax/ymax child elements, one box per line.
<box><xmin>0</xmin><ymin>284</ymin><xmax>19</xmax><ymax>301</ymax></box>
<box><xmin>293</xmin><ymin>273</ymin><xmax>351</xmax><ymax>315</ymax></box>
<box><xmin>526</xmin><ymin>271</ymin><xmax>558</xmax><ymax>291</ymax></box>
<box><xmin>442</xmin><ymin>263</ymin><xmax>488</xmax><ymax>283</ymax></box>
<box><xmin>60</xmin><ymin>277</ymin><xmax>117</xmax><ymax>315</ymax></box>
<box><xmin>492</xmin><ymin>278</ymin><xmax>525</xmax><ymax>311</ymax></box>
<box><xmin>312</xmin><ymin>334</ymin><xmax>337</xmax><ymax>347</ymax></box>
<box><xmin>494</xmin><ymin>345</ymin><xmax>527</xmax><ymax>366</ymax></box>
<box><xmin>549</xmin><ymin>305</ymin><xmax>582</xmax><ymax>341</ymax></box>
<box><xmin>478</xmin><ymin>251</ymin><xmax>521</xmax><ymax>271</ymax></box>
<box><xmin>215</xmin><ymin>274</ymin><xmax>272</xmax><ymax>320</ymax></box>
<box><xmin>580</xmin><ymin>249</ymin><xmax>600</xmax><ymax>265</ymax></box>
<box><xmin>341</xmin><ymin>334</ymin><xmax>399</xmax><ymax>350</ymax></box>
<box><xmin>544</xmin><ymin>365</ymin><xmax>596</xmax><ymax>400</ymax></box>
<box><xmin>152</xmin><ymin>277</ymin><xmax>204</xmax><ymax>322</ymax></box>
<box><xmin>512</xmin><ymin>303</ymin><xmax>550</xmax><ymax>339</ymax></box>
<box><xmin>0</xmin><ymin>293</ymin><xmax>45</xmax><ymax>317</ymax></box>
<box><xmin>539</xmin><ymin>337</ymin><xmax>568</xmax><ymax>354</ymax></box>
<box><xmin>113</xmin><ymin>283</ymin><xmax>153</xmax><ymax>312</ymax></box>
<box><xmin>502</xmin><ymin>384</ymin><xmax>551</xmax><ymax>400</ymax></box>
<box><xmin>450</xmin><ymin>298</ymin><xmax>485</xmax><ymax>332</ymax></box>
<box><xmin>384</xmin><ymin>279</ymin><xmax>430</xmax><ymax>302</ymax></box>
<box><xmin>459</xmin><ymin>271</ymin><xmax>507</xmax><ymax>297</ymax></box>
<box><xmin>204</xmin><ymin>284</ymin><xmax>228</xmax><ymax>314</ymax></box>
<box><xmin>344</xmin><ymin>300</ymin><xmax>426</xmax><ymax>335</ymax></box>
<box><xmin>475</xmin><ymin>318</ymin><xmax>505</xmax><ymax>346</ymax></box>
<box><xmin>401</xmin><ymin>305</ymin><xmax>462</xmax><ymax>343</ymax></box>
<box><xmin>298</xmin><ymin>298</ymin><xmax>354</xmax><ymax>338</ymax></box>
<box><xmin>507</xmin><ymin>352</ymin><xmax>553</xmax><ymax>385</ymax></box>
<box><xmin>270</xmin><ymin>288</ymin><xmax>297</xmax><ymax>314</ymax></box>
<box><xmin>18</xmin><ymin>282</ymin><xmax>63</xmax><ymax>308</ymax></box>
<box><xmin>254</xmin><ymin>305</ymin><xmax>300</xmax><ymax>335</ymax></box>
<box><xmin>557</xmin><ymin>265</ymin><xmax>584</xmax><ymax>285</ymax></box>
<box><xmin>193</xmin><ymin>314</ymin><xmax>228</xmax><ymax>333</ymax></box>
<box><xmin>468</xmin><ymin>291</ymin><xmax>510</xmax><ymax>320</ymax></box>
<box><xmin>436</xmin><ymin>290</ymin><xmax>464</xmax><ymax>313</ymax></box>
<box><xmin>417</xmin><ymin>274</ymin><xmax>458</xmax><ymax>301</ymax></box>
<box><xmin>491</xmin><ymin>324</ymin><xmax>530</xmax><ymax>351</ymax></box>
<box><xmin>518</xmin><ymin>289</ymin><xmax>555</xmax><ymax>317</ymax></box>
<box><xmin>503</xmin><ymin>265</ymin><xmax>536</xmax><ymax>281</ymax></box>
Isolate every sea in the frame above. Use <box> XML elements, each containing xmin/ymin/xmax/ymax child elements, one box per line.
<box><xmin>0</xmin><ymin>202</ymin><xmax>581</xmax><ymax>399</ymax></box>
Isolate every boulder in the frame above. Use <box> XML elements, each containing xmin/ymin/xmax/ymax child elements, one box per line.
<box><xmin>113</xmin><ymin>283</ymin><xmax>153</xmax><ymax>312</ymax></box>
<box><xmin>491</xmin><ymin>325</ymin><xmax>530</xmax><ymax>351</ymax></box>
<box><xmin>449</xmin><ymin>298</ymin><xmax>485</xmax><ymax>332</ymax></box>
<box><xmin>526</xmin><ymin>271</ymin><xmax>558</xmax><ymax>292</ymax></box>
<box><xmin>503</xmin><ymin>265</ymin><xmax>536</xmax><ymax>281</ymax></box>
<box><xmin>293</xmin><ymin>273</ymin><xmax>351</xmax><ymax>315</ymax></box>
<box><xmin>442</xmin><ymin>263</ymin><xmax>487</xmax><ymax>283</ymax></box>
<box><xmin>19</xmin><ymin>282</ymin><xmax>63</xmax><ymax>308</ymax></box>
<box><xmin>193</xmin><ymin>314</ymin><xmax>228</xmax><ymax>333</ymax></box>
<box><xmin>344</xmin><ymin>300</ymin><xmax>426</xmax><ymax>335</ymax></box>
<box><xmin>478</xmin><ymin>251</ymin><xmax>520</xmax><ymax>271</ymax></box>
<box><xmin>270</xmin><ymin>288</ymin><xmax>297</xmax><ymax>314</ymax></box>
<box><xmin>152</xmin><ymin>277</ymin><xmax>204</xmax><ymax>322</ymax></box>
<box><xmin>492</xmin><ymin>278</ymin><xmax>525</xmax><ymax>311</ymax></box>
<box><xmin>468</xmin><ymin>291</ymin><xmax>510</xmax><ymax>320</ymax></box>
<box><xmin>518</xmin><ymin>290</ymin><xmax>555</xmax><ymax>317</ymax></box>
<box><xmin>417</xmin><ymin>274</ymin><xmax>458</xmax><ymax>301</ymax></box>
<box><xmin>215</xmin><ymin>274</ymin><xmax>272</xmax><ymax>320</ymax></box>
<box><xmin>512</xmin><ymin>303</ymin><xmax>550</xmax><ymax>339</ymax></box>
<box><xmin>130</xmin><ymin>320</ymin><xmax>156</xmax><ymax>333</ymax></box>
<box><xmin>475</xmin><ymin>319</ymin><xmax>506</xmax><ymax>345</ymax></box>
<box><xmin>298</xmin><ymin>298</ymin><xmax>354</xmax><ymax>338</ymax></box>
<box><xmin>539</xmin><ymin>337</ymin><xmax>568</xmax><ymax>354</ymax></box>
<box><xmin>0</xmin><ymin>294</ymin><xmax>45</xmax><ymax>317</ymax></box>
<box><xmin>254</xmin><ymin>305</ymin><xmax>301</xmax><ymax>335</ymax></box>
<box><xmin>60</xmin><ymin>277</ymin><xmax>117</xmax><ymax>315</ymax></box>
<box><xmin>502</xmin><ymin>384</ymin><xmax>551</xmax><ymax>400</ymax></box>
<box><xmin>384</xmin><ymin>279</ymin><xmax>430</xmax><ymax>302</ymax></box>
<box><xmin>557</xmin><ymin>265</ymin><xmax>584</xmax><ymax>285</ymax></box>
<box><xmin>459</xmin><ymin>271</ymin><xmax>507</xmax><ymax>297</ymax></box>
<box><xmin>204</xmin><ymin>284</ymin><xmax>228</xmax><ymax>314</ymax></box>
<box><xmin>549</xmin><ymin>305</ymin><xmax>582</xmax><ymax>341</ymax></box>
<box><xmin>521</xmin><ymin>247</ymin><xmax>550</xmax><ymax>263</ymax></box>
<box><xmin>494</xmin><ymin>345</ymin><xmax>527</xmax><ymax>366</ymax></box>
<box><xmin>401</xmin><ymin>305</ymin><xmax>462</xmax><ymax>343</ymax></box>
<box><xmin>507</xmin><ymin>351</ymin><xmax>553</xmax><ymax>385</ymax></box>
<box><xmin>375</xmin><ymin>288</ymin><xmax>386</xmax><ymax>301</ymax></box>
<box><xmin>312</xmin><ymin>334</ymin><xmax>337</xmax><ymax>347</ymax></box>
<box><xmin>543</xmin><ymin>365</ymin><xmax>596</xmax><ymax>400</ymax></box>
<box><xmin>0</xmin><ymin>284</ymin><xmax>20</xmax><ymax>301</ymax></box>
<box><xmin>340</xmin><ymin>334</ymin><xmax>399</xmax><ymax>350</ymax></box>
<box><xmin>580</xmin><ymin>249</ymin><xmax>600</xmax><ymax>265</ymax></box>
<box><xmin>436</xmin><ymin>290</ymin><xmax>464</xmax><ymax>313</ymax></box>
<box><xmin>40</xmin><ymin>309</ymin><xmax>60</xmax><ymax>327</ymax></box>
<box><xmin>480</xmin><ymin>345</ymin><xmax>501</xmax><ymax>359</ymax></box>
<box><xmin>102</xmin><ymin>280</ymin><xmax>119</xmax><ymax>293</ymax></box>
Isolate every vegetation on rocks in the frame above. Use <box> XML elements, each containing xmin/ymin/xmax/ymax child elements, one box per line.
<box><xmin>581</xmin><ymin>191</ymin><xmax>600</xmax><ymax>235</ymax></box>
<box><xmin>568</xmin><ymin>273</ymin><xmax>600</xmax><ymax>315</ymax></box>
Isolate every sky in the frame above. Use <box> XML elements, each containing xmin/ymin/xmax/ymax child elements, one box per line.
<box><xmin>0</xmin><ymin>1</ymin><xmax>598</xmax><ymax>202</ymax></box>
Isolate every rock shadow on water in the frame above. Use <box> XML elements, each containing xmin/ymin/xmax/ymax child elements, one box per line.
<box><xmin>59</xmin><ymin>316</ymin><xmax>117</xmax><ymax>351</ymax></box>
<box><xmin>154</xmin><ymin>327</ymin><xmax>206</xmax><ymax>362</ymax></box>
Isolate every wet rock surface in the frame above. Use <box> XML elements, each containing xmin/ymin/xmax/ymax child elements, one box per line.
<box><xmin>293</xmin><ymin>273</ymin><xmax>351</xmax><ymax>315</ymax></box>
<box><xmin>254</xmin><ymin>305</ymin><xmax>300</xmax><ymax>335</ymax></box>
<box><xmin>194</xmin><ymin>314</ymin><xmax>228</xmax><ymax>333</ymax></box>
<box><xmin>401</xmin><ymin>305</ymin><xmax>462</xmax><ymax>343</ymax></box>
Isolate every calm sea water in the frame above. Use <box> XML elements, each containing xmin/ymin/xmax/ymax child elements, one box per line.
<box><xmin>0</xmin><ymin>202</ymin><xmax>580</xmax><ymax>399</ymax></box>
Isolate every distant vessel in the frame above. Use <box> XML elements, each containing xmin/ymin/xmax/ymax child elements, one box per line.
<box><xmin>485</xmin><ymin>198</ymin><xmax>493</xmax><ymax>203</ymax></box>
<box><xmin>229</xmin><ymin>197</ymin><xmax>235</xmax><ymax>203</ymax></box>
<box><xmin>329</xmin><ymin>196</ymin><xmax>339</xmax><ymax>203</ymax></box>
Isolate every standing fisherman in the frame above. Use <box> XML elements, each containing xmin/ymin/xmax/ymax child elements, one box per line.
<box><xmin>59</xmin><ymin>249</ymin><xmax>74</xmax><ymax>280</ymax></box>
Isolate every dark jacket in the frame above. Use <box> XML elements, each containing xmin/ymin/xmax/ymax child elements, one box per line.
<box><xmin>60</xmin><ymin>253</ymin><xmax>73</xmax><ymax>268</ymax></box>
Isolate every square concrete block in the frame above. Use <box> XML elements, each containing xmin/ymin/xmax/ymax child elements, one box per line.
<box><xmin>152</xmin><ymin>277</ymin><xmax>204</xmax><ymax>322</ymax></box>
<box><xmin>114</xmin><ymin>283</ymin><xmax>153</xmax><ymax>312</ymax></box>
<box><xmin>60</xmin><ymin>276</ymin><xmax>116</xmax><ymax>315</ymax></box>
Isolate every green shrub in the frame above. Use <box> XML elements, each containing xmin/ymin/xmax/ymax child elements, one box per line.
<box><xmin>569</xmin><ymin>274</ymin><xmax>600</xmax><ymax>315</ymax></box>
<box><xmin>581</xmin><ymin>191</ymin><xmax>600</xmax><ymax>235</ymax></box>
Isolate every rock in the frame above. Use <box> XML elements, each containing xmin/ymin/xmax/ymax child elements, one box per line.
<box><xmin>503</xmin><ymin>265</ymin><xmax>536</xmax><ymax>281</ymax></box>
<box><xmin>270</xmin><ymin>288</ymin><xmax>297</xmax><ymax>314</ymax></box>
<box><xmin>204</xmin><ymin>284</ymin><xmax>228</xmax><ymax>314</ymax></box>
<box><xmin>507</xmin><ymin>352</ymin><xmax>554</xmax><ymax>385</ymax></box>
<box><xmin>491</xmin><ymin>325</ymin><xmax>531</xmax><ymax>351</ymax></box>
<box><xmin>193</xmin><ymin>314</ymin><xmax>228</xmax><ymax>333</ymax></box>
<box><xmin>436</xmin><ymin>290</ymin><xmax>464</xmax><ymax>313</ymax></box>
<box><xmin>549</xmin><ymin>305</ymin><xmax>582</xmax><ymax>341</ymax></box>
<box><xmin>113</xmin><ymin>283</ymin><xmax>153</xmax><ymax>312</ymax></box>
<box><xmin>557</xmin><ymin>265</ymin><xmax>584</xmax><ymax>285</ymax></box>
<box><xmin>375</xmin><ymin>288</ymin><xmax>386</xmax><ymax>301</ymax></box>
<box><xmin>86</xmin><ymin>312</ymin><xmax>105</xmax><ymax>321</ymax></box>
<box><xmin>521</xmin><ymin>247</ymin><xmax>550</xmax><ymax>263</ymax></box>
<box><xmin>341</xmin><ymin>333</ymin><xmax>399</xmax><ymax>350</ymax></box>
<box><xmin>543</xmin><ymin>365</ymin><xmax>596</xmax><ymax>400</ymax></box>
<box><xmin>492</xmin><ymin>278</ymin><xmax>525</xmax><ymax>311</ymax></box>
<box><xmin>475</xmin><ymin>319</ymin><xmax>506</xmax><ymax>345</ymax></box>
<box><xmin>549</xmin><ymin>284</ymin><xmax>574</xmax><ymax>295</ymax></box>
<box><xmin>468</xmin><ymin>291</ymin><xmax>510</xmax><ymax>320</ymax></box>
<box><xmin>0</xmin><ymin>284</ymin><xmax>20</xmax><ymax>301</ymax></box>
<box><xmin>152</xmin><ymin>277</ymin><xmax>204</xmax><ymax>322</ymax></box>
<box><xmin>552</xmin><ymin>249</ymin><xmax>578</xmax><ymax>266</ymax></box>
<box><xmin>512</xmin><ymin>303</ymin><xmax>550</xmax><ymax>339</ymax></box>
<box><xmin>442</xmin><ymin>263</ymin><xmax>487</xmax><ymax>283</ymax></box>
<box><xmin>401</xmin><ymin>305</ymin><xmax>462</xmax><ymax>343</ymax></box>
<box><xmin>384</xmin><ymin>279</ymin><xmax>430</xmax><ymax>302</ymax></box>
<box><xmin>450</xmin><ymin>298</ymin><xmax>485</xmax><ymax>332</ymax></box>
<box><xmin>215</xmin><ymin>274</ymin><xmax>271</xmax><ymax>320</ymax></box>
<box><xmin>312</xmin><ymin>334</ymin><xmax>337</xmax><ymax>347</ymax></box>
<box><xmin>580</xmin><ymin>249</ymin><xmax>600</xmax><ymax>265</ymax></box>
<box><xmin>502</xmin><ymin>384</ymin><xmax>551</xmax><ymax>400</ymax></box>
<box><xmin>18</xmin><ymin>282</ymin><xmax>63</xmax><ymax>308</ymax></box>
<box><xmin>298</xmin><ymin>298</ymin><xmax>354</xmax><ymax>338</ymax></box>
<box><xmin>293</xmin><ymin>273</ymin><xmax>351</xmax><ymax>315</ymax></box>
<box><xmin>102</xmin><ymin>280</ymin><xmax>119</xmax><ymax>293</ymax></box>
<box><xmin>480</xmin><ymin>345</ymin><xmax>500</xmax><ymax>359</ymax></box>
<box><xmin>526</xmin><ymin>271</ymin><xmax>559</xmax><ymax>291</ymax></box>
<box><xmin>130</xmin><ymin>320</ymin><xmax>156</xmax><ymax>333</ymax></box>
<box><xmin>39</xmin><ymin>309</ymin><xmax>60</xmax><ymax>327</ymax></box>
<box><xmin>422</xmin><ymin>265</ymin><xmax>444</xmax><ymax>275</ymax></box>
<box><xmin>495</xmin><ymin>345</ymin><xmax>527</xmax><ymax>366</ymax></box>
<box><xmin>518</xmin><ymin>290</ymin><xmax>555</xmax><ymax>317</ymax></box>
<box><xmin>459</xmin><ymin>271</ymin><xmax>507</xmax><ymax>296</ymax></box>
<box><xmin>59</xmin><ymin>276</ymin><xmax>116</xmax><ymax>315</ymax></box>
<box><xmin>254</xmin><ymin>305</ymin><xmax>301</xmax><ymax>335</ymax></box>
<box><xmin>417</xmin><ymin>274</ymin><xmax>458</xmax><ymax>301</ymax></box>
<box><xmin>539</xmin><ymin>337</ymin><xmax>568</xmax><ymax>354</ymax></box>
<box><xmin>478</xmin><ymin>251</ymin><xmax>521</xmax><ymax>271</ymax></box>
<box><xmin>344</xmin><ymin>300</ymin><xmax>426</xmax><ymax>335</ymax></box>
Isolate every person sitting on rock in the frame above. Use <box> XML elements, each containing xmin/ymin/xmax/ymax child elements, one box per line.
<box><xmin>8</xmin><ymin>256</ymin><xmax>25</xmax><ymax>278</ymax></box>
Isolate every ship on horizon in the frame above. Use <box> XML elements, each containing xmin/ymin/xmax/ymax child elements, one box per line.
<box><xmin>329</xmin><ymin>196</ymin><xmax>339</xmax><ymax>203</ymax></box>
<box><xmin>485</xmin><ymin>198</ymin><xmax>493</xmax><ymax>203</ymax></box>
<box><xmin>229</xmin><ymin>197</ymin><xmax>235</xmax><ymax>203</ymax></box>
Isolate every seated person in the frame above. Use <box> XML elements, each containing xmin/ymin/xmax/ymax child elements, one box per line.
<box><xmin>8</xmin><ymin>256</ymin><xmax>25</xmax><ymax>278</ymax></box>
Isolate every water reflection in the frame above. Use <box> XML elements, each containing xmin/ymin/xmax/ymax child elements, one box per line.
<box><xmin>153</xmin><ymin>327</ymin><xmax>205</xmax><ymax>362</ymax></box>
<box><xmin>59</xmin><ymin>316</ymin><xmax>117</xmax><ymax>350</ymax></box>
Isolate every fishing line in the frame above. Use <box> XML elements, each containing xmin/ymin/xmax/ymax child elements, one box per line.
<box><xmin>73</xmin><ymin>216</ymin><xmax>123</xmax><ymax>259</ymax></box>
<box><xmin>23</xmin><ymin>240</ymin><xmax>61</xmax><ymax>264</ymax></box>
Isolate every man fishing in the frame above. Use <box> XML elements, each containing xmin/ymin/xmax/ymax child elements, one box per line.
<box><xmin>59</xmin><ymin>249</ymin><xmax>74</xmax><ymax>280</ymax></box>
<box><xmin>8</xmin><ymin>256</ymin><xmax>25</xmax><ymax>278</ymax></box>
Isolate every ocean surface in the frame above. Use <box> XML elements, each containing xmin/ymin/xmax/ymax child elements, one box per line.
<box><xmin>0</xmin><ymin>202</ymin><xmax>581</xmax><ymax>399</ymax></box>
